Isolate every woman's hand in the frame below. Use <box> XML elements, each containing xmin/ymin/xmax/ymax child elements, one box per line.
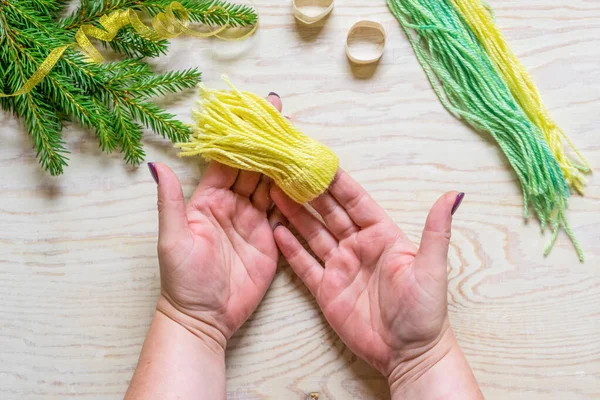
<box><xmin>127</xmin><ymin>153</ymin><xmax>283</xmax><ymax>400</ymax></box>
<box><xmin>151</xmin><ymin>95</ymin><xmax>284</xmax><ymax>354</ymax></box>
<box><xmin>271</xmin><ymin>170</ymin><xmax>481</xmax><ymax>397</ymax></box>
<box><xmin>126</xmin><ymin>95</ymin><xmax>286</xmax><ymax>400</ymax></box>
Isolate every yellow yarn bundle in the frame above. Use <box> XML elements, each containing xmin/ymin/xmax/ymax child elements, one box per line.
<box><xmin>176</xmin><ymin>77</ymin><xmax>339</xmax><ymax>204</ymax></box>
<box><xmin>451</xmin><ymin>0</ymin><xmax>591</xmax><ymax>193</ymax></box>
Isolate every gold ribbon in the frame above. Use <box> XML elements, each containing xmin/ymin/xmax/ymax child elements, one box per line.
<box><xmin>0</xmin><ymin>46</ymin><xmax>69</xmax><ymax>98</ymax></box>
<box><xmin>0</xmin><ymin>1</ymin><xmax>257</xmax><ymax>97</ymax></box>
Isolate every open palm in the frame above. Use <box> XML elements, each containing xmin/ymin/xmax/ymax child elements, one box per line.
<box><xmin>154</xmin><ymin>162</ymin><xmax>281</xmax><ymax>350</ymax></box>
<box><xmin>272</xmin><ymin>170</ymin><xmax>462</xmax><ymax>379</ymax></box>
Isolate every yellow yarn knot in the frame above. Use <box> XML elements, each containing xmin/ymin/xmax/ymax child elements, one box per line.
<box><xmin>176</xmin><ymin>77</ymin><xmax>339</xmax><ymax>204</ymax></box>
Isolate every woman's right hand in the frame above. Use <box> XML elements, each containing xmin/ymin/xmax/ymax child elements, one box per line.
<box><xmin>271</xmin><ymin>170</ymin><xmax>482</xmax><ymax>398</ymax></box>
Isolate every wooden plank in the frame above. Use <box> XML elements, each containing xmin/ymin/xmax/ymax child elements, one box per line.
<box><xmin>0</xmin><ymin>0</ymin><xmax>598</xmax><ymax>398</ymax></box>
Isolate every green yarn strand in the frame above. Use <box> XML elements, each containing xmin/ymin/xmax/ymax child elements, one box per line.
<box><xmin>387</xmin><ymin>0</ymin><xmax>583</xmax><ymax>261</ymax></box>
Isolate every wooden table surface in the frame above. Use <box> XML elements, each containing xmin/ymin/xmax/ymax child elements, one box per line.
<box><xmin>1</xmin><ymin>0</ymin><xmax>599</xmax><ymax>399</ymax></box>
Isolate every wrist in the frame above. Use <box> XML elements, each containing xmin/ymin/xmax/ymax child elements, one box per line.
<box><xmin>156</xmin><ymin>294</ymin><xmax>228</xmax><ymax>356</ymax></box>
<box><xmin>388</xmin><ymin>326</ymin><xmax>482</xmax><ymax>400</ymax></box>
<box><xmin>125</xmin><ymin>310</ymin><xmax>227</xmax><ymax>399</ymax></box>
<box><xmin>388</xmin><ymin>323</ymin><xmax>457</xmax><ymax>392</ymax></box>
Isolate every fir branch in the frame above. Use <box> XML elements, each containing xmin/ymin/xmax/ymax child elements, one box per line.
<box><xmin>56</xmin><ymin>44</ymin><xmax>197</xmax><ymax>160</ymax></box>
<box><xmin>104</xmin><ymin>58</ymin><xmax>155</xmax><ymax>84</ymax></box>
<box><xmin>66</xmin><ymin>54</ymin><xmax>197</xmax><ymax>162</ymax></box>
<box><xmin>5</xmin><ymin>14</ymin><xmax>100</xmax><ymax>128</ymax></box>
<box><xmin>124</xmin><ymin>98</ymin><xmax>191</xmax><ymax>143</ymax></box>
<box><xmin>39</xmin><ymin>75</ymin><xmax>96</xmax><ymax>127</ymax></box>
<box><xmin>104</xmin><ymin>58</ymin><xmax>154</xmax><ymax>75</ymax></box>
<box><xmin>6</xmin><ymin>0</ymin><xmax>71</xmax><ymax>40</ymax></box>
<box><xmin>90</xmin><ymin>97</ymin><xmax>118</xmax><ymax>153</ymax></box>
<box><xmin>103</xmin><ymin>27</ymin><xmax>169</xmax><ymax>59</ymax></box>
<box><xmin>112</xmin><ymin>103</ymin><xmax>146</xmax><ymax>165</ymax></box>
<box><xmin>147</xmin><ymin>0</ymin><xmax>258</xmax><ymax>27</ymax></box>
<box><xmin>124</xmin><ymin>69</ymin><xmax>201</xmax><ymax>98</ymax></box>
<box><xmin>17</xmin><ymin>92</ymin><xmax>69</xmax><ymax>176</ymax></box>
<box><xmin>1</xmin><ymin>0</ymin><xmax>203</xmax><ymax>174</ymax></box>
<box><xmin>55</xmin><ymin>48</ymin><xmax>111</xmax><ymax>99</ymax></box>
<box><xmin>0</xmin><ymin>4</ymin><xmax>69</xmax><ymax>174</ymax></box>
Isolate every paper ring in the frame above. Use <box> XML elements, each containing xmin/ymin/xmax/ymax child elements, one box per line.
<box><xmin>345</xmin><ymin>20</ymin><xmax>386</xmax><ymax>64</ymax></box>
<box><xmin>293</xmin><ymin>0</ymin><xmax>334</xmax><ymax>25</ymax></box>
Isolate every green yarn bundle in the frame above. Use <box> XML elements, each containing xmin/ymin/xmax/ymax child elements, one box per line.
<box><xmin>387</xmin><ymin>0</ymin><xmax>583</xmax><ymax>260</ymax></box>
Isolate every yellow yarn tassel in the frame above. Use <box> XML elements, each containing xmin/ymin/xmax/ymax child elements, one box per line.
<box><xmin>451</xmin><ymin>0</ymin><xmax>591</xmax><ymax>194</ymax></box>
<box><xmin>176</xmin><ymin>77</ymin><xmax>338</xmax><ymax>204</ymax></box>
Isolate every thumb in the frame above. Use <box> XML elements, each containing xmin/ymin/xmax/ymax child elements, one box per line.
<box><xmin>417</xmin><ymin>192</ymin><xmax>464</xmax><ymax>271</ymax></box>
<box><xmin>148</xmin><ymin>162</ymin><xmax>188</xmax><ymax>246</ymax></box>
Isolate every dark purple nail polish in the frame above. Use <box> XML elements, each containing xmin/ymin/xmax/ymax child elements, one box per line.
<box><xmin>451</xmin><ymin>192</ymin><xmax>465</xmax><ymax>216</ymax></box>
<box><xmin>148</xmin><ymin>162</ymin><xmax>159</xmax><ymax>184</ymax></box>
<box><xmin>268</xmin><ymin>92</ymin><xmax>280</xmax><ymax>98</ymax></box>
<box><xmin>272</xmin><ymin>222</ymin><xmax>284</xmax><ymax>231</ymax></box>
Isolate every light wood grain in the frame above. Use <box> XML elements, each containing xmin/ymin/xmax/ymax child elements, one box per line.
<box><xmin>1</xmin><ymin>0</ymin><xmax>599</xmax><ymax>398</ymax></box>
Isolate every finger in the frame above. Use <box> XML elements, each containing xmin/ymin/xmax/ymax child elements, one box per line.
<box><xmin>267</xmin><ymin>92</ymin><xmax>283</xmax><ymax>112</ymax></box>
<box><xmin>274</xmin><ymin>224</ymin><xmax>323</xmax><ymax>296</ymax></box>
<box><xmin>271</xmin><ymin>186</ymin><xmax>338</xmax><ymax>262</ymax></box>
<box><xmin>328</xmin><ymin>169</ymin><xmax>388</xmax><ymax>228</ymax></box>
<box><xmin>232</xmin><ymin>170</ymin><xmax>261</xmax><ymax>198</ymax></box>
<box><xmin>268</xmin><ymin>206</ymin><xmax>287</xmax><ymax>230</ymax></box>
<box><xmin>149</xmin><ymin>162</ymin><xmax>189</xmax><ymax>244</ymax></box>
<box><xmin>195</xmin><ymin>161</ymin><xmax>239</xmax><ymax>193</ymax></box>
<box><xmin>189</xmin><ymin>162</ymin><xmax>239</xmax><ymax>204</ymax></box>
<box><xmin>251</xmin><ymin>175</ymin><xmax>273</xmax><ymax>212</ymax></box>
<box><xmin>417</xmin><ymin>192</ymin><xmax>463</xmax><ymax>275</ymax></box>
<box><xmin>310</xmin><ymin>192</ymin><xmax>359</xmax><ymax>240</ymax></box>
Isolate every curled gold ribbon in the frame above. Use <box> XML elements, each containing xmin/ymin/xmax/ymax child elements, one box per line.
<box><xmin>0</xmin><ymin>1</ymin><xmax>257</xmax><ymax>97</ymax></box>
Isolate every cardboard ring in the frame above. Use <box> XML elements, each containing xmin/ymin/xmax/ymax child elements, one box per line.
<box><xmin>293</xmin><ymin>0</ymin><xmax>334</xmax><ymax>25</ymax></box>
<box><xmin>345</xmin><ymin>20</ymin><xmax>386</xmax><ymax>64</ymax></box>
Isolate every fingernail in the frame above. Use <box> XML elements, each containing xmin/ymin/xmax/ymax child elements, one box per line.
<box><xmin>268</xmin><ymin>92</ymin><xmax>280</xmax><ymax>98</ymax></box>
<box><xmin>451</xmin><ymin>192</ymin><xmax>465</xmax><ymax>216</ymax></box>
<box><xmin>148</xmin><ymin>162</ymin><xmax>159</xmax><ymax>184</ymax></box>
<box><xmin>272</xmin><ymin>222</ymin><xmax>284</xmax><ymax>231</ymax></box>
